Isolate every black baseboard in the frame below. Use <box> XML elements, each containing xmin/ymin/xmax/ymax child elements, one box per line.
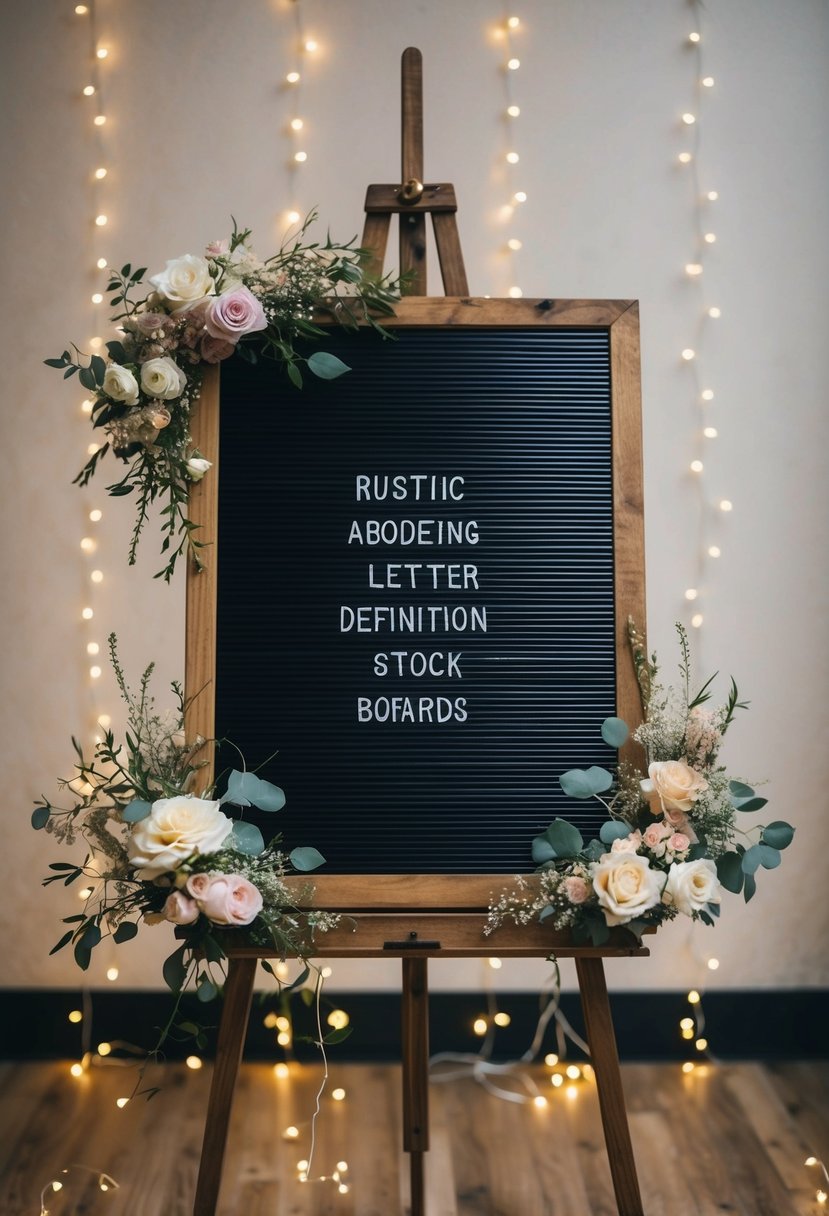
<box><xmin>1</xmin><ymin>989</ymin><xmax>825</xmax><ymax>1062</ymax></box>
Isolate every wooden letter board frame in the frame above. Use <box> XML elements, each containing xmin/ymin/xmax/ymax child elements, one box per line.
<box><xmin>184</xmin><ymin>297</ymin><xmax>649</xmax><ymax>1216</ymax></box>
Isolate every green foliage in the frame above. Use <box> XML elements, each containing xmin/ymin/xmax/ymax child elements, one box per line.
<box><xmin>532</xmin><ymin>819</ymin><xmax>584</xmax><ymax>863</ymax></box>
<box><xmin>289</xmin><ymin>846</ymin><xmax>326</xmax><ymax>872</ymax></box>
<box><xmin>599</xmin><ymin>820</ymin><xmax>631</xmax><ymax>845</ymax></box>
<box><xmin>601</xmin><ymin>716</ymin><xmax>629</xmax><ymax>748</ymax></box>
<box><xmin>559</xmin><ymin>766</ymin><xmax>613</xmax><ymax>799</ymax></box>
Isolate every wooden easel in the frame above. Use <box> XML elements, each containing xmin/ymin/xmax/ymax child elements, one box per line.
<box><xmin>189</xmin><ymin>48</ymin><xmax>647</xmax><ymax>1216</ymax></box>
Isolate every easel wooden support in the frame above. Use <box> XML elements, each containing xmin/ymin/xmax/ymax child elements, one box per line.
<box><xmin>190</xmin><ymin>47</ymin><xmax>647</xmax><ymax>1216</ymax></box>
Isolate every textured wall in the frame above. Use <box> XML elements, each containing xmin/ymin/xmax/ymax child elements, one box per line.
<box><xmin>1</xmin><ymin>0</ymin><xmax>827</xmax><ymax>994</ymax></box>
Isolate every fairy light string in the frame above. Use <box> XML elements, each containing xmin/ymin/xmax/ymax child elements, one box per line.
<box><xmin>281</xmin><ymin>0</ymin><xmax>317</xmax><ymax>232</ymax></box>
<box><xmin>493</xmin><ymin>13</ymin><xmax>526</xmax><ymax>296</ymax></box>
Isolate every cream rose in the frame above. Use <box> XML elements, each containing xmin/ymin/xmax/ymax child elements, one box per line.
<box><xmin>591</xmin><ymin>852</ymin><xmax>663</xmax><ymax>926</ymax></box>
<box><xmin>140</xmin><ymin>356</ymin><xmax>187</xmax><ymax>401</ymax></box>
<box><xmin>127</xmin><ymin>795</ymin><xmax>233</xmax><ymax>879</ymax></box>
<box><xmin>645</xmin><ymin>760</ymin><xmax>708</xmax><ymax>815</ymax></box>
<box><xmin>103</xmin><ymin>362</ymin><xmax>139</xmax><ymax>405</ymax></box>
<box><xmin>185</xmin><ymin>456</ymin><xmax>212</xmax><ymax>481</ymax></box>
<box><xmin>185</xmin><ymin>872</ymin><xmax>263</xmax><ymax>926</ymax></box>
<box><xmin>611</xmin><ymin>830</ymin><xmax>642</xmax><ymax>855</ymax></box>
<box><xmin>663</xmin><ymin>859</ymin><xmax>721</xmax><ymax>917</ymax></box>
<box><xmin>163</xmin><ymin>890</ymin><xmax>199</xmax><ymax>925</ymax></box>
<box><xmin>149</xmin><ymin>254</ymin><xmax>215</xmax><ymax>304</ymax></box>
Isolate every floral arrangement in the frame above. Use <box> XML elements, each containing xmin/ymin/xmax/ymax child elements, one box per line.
<box><xmin>33</xmin><ymin>637</ymin><xmax>338</xmax><ymax>1093</ymax></box>
<box><xmin>45</xmin><ymin>214</ymin><xmax>403</xmax><ymax>580</ymax></box>
<box><xmin>487</xmin><ymin>621</ymin><xmax>794</xmax><ymax>946</ymax></box>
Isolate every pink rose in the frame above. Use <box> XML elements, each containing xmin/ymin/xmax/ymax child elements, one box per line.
<box><xmin>200</xmin><ymin>334</ymin><xmax>236</xmax><ymax>363</ymax></box>
<box><xmin>134</xmin><ymin>311</ymin><xmax>174</xmax><ymax>337</ymax></box>
<box><xmin>204</xmin><ymin>286</ymin><xmax>267</xmax><ymax>344</ymax></box>
<box><xmin>186</xmin><ymin>872</ymin><xmax>263</xmax><ymax>926</ymax></box>
<box><xmin>669</xmin><ymin>833</ymin><xmax>691</xmax><ymax>854</ymax></box>
<box><xmin>642</xmin><ymin>820</ymin><xmax>672</xmax><ymax>857</ymax></box>
<box><xmin>206</xmin><ymin>239</ymin><xmax>229</xmax><ymax>257</ymax></box>
<box><xmin>562</xmin><ymin>876</ymin><xmax>589</xmax><ymax>904</ymax></box>
<box><xmin>163</xmin><ymin>890</ymin><xmax>199</xmax><ymax>925</ymax></box>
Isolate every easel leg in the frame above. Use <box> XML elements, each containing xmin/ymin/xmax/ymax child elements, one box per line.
<box><xmin>193</xmin><ymin>956</ymin><xmax>257</xmax><ymax>1216</ymax></box>
<box><xmin>575</xmin><ymin>957</ymin><xmax>644</xmax><ymax>1216</ymax></box>
<box><xmin>401</xmin><ymin>956</ymin><xmax>430</xmax><ymax>1216</ymax></box>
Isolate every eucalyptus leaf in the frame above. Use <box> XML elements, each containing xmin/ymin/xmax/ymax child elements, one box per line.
<box><xmin>538</xmin><ymin>905</ymin><xmax>556</xmax><ymax>923</ymax></box>
<box><xmin>716</xmin><ymin>851</ymin><xmax>745</xmax><ymax>893</ymax></box>
<box><xmin>729</xmin><ymin>780</ymin><xmax>755</xmax><ymax>801</ymax></box>
<box><xmin>559</xmin><ymin>766</ymin><xmax>613</xmax><ymax>799</ymax></box>
<box><xmin>49</xmin><ymin>930</ymin><xmax>74</xmax><ymax>956</ymax></box>
<box><xmin>231</xmin><ymin>821</ymin><xmax>265</xmax><ymax>856</ymax></box>
<box><xmin>761</xmin><ymin>822</ymin><xmax>794</xmax><ymax>851</ymax></box>
<box><xmin>743</xmin><ymin>872</ymin><xmax>757</xmax><ymax>903</ymax></box>
<box><xmin>307</xmin><ymin>350</ymin><xmax>351</xmax><ymax>380</ymax></box>
<box><xmin>732</xmin><ymin>796</ymin><xmax>769</xmax><ymax>814</ymax></box>
<box><xmin>162</xmin><ymin>943</ymin><xmax>187</xmax><ymax>993</ymax></box>
<box><xmin>323</xmin><ymin>1026</ymin><xmax>353</xmax><ymax>1045</ymax></box>
<box><xmin>31</xmin><ymin>806</ymin><xmax>50</xmax><ymax>830</ymax></box>
<box><xmin>290</xmin><ymin>846</ymin><xmax>325</xmax><ymax>872</ymax></box>
<box><xmin>537</xmin><ymin>818</ymin><xmax>584</xmax><ymax>860</ymax></box>
<box><xmin>601</xmin><ymin>716</ymin><xmax>629</xmax><ymax>748</ymax></box>
<box><xmin>756</xmin><ymin>843</ymin><xmax>781</xmax><ymax>870</ymax></box>
<box><xmin>286</xmin><ymin>360</ymin><xmax>303</xmax><ymax>388</ymax></box>
<box><xmin>740</xmin><ymin>845</ymin><xmax>764</xmax><ymax>876</ymax></box>
<box><xmin>113</xmin><ymin>921</ymin><xmax>139</xmax><ymax>944</ymax></box>
<box><xmin>122</xmin><ymin>799</ymin><xmax>152</xmax><ymax>823</ymax></box>
<box><xmin>223</xmin><ymin>770</ymin><xmax>285</xmax><ymax>813</ymax></box>
<box><xmin>531</xmin><ymin>836</ymin><xmax>556</xmax><ymax>864</ymax></box>
<box><xmin>197</xmin><ymin>978</ymin><xmax>218</xmax><ymax>1003</ymax></box>
<box><xmin>599</xmin><ymin>821</ymin><xmax>631</xmax><ymax>845</ymax></box>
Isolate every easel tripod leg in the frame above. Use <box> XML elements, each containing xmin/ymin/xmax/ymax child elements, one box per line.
<box><xmin>575</xmin><ymin>956</ymin><xmax>644</xmax><ymax>1216</ymax></box>
<box><xmin>401</xmin><ymin>956</ymin><xmax>430</xmax><ymax>1216</ymax></box>
<box><xmin>193</xmin><ymin>956</ymin><xmax>257</xmax><ymax>1216</ymax></box>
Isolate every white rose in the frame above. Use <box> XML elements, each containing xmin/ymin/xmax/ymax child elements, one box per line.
<box><xmin>127</xmin><ymin>795</ymin><xmax>233</xmax><ymax>879</ymax></box>
<box><xmin>663</xmin><ymin>859</ymin><xmax>721</xmax><ymax>917</ymax></box>
<box><xmin>140</xmin><ymin>356</ymin><xmax>187</xmax><ymax>401</ymax></box>
<box><xmin>591</xmin><ymin>852</ymin><xmax>664</xmax><ymax>926</ymax></box>
<box><xmin>185</xmin><ymin>456</ymin><xmax>212</xmax><ymax>481</ymax></box>
<box><xmin>149</xmin><ymin>254</ymin><xmax>215</xmax><ymax>304</ymax></box>
<box><xmin>102</xmin><ymin>363</ymin><xmax>139</xmax><ymax>405</ymax></box>
<box><xmin>646</xmin><ymin>760</ymin><xmax>708</xmax><ymax>814</ymax></box>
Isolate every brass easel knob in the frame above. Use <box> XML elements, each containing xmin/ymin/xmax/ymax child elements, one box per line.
<box><xmin>398</xmin><ymin>178</ymin><xmax>424</xmax><ymax>205</ymax></box>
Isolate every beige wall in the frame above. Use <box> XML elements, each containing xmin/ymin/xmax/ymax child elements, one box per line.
<box><xmin>2</xmin><ymin>0</ymin><xmax>827</xmax><ymax>994</ymax></box>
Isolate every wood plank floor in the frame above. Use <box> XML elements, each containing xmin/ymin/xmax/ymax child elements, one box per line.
<box><xmin>0</xmin><ymin>1060</ymin><xmax>826</xmax><ymax>1215</ymax></box>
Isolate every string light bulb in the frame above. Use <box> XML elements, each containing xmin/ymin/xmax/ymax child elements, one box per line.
<box><xmin>507</xmin><ymin>104</ymin><xmax>521</xmax><ymax>117</ymax></box>
<box><xmin>691</xmin><ymin>613</ymin><xmax>703</xmax><ymax>628</ymax></box>
<box><xmin>681</xmin><ymin>348</ymin><xmax>696</xmax><ymax>361</ymax></box>
<box><xmin>507</xmin><ymin>57</ymin><xmax>520</xmax><ymax>70</ymax></box>
<box><xmin>513</xmin><ymin>190</ymin><xmax>527</xmax><ymax>203</ymax></box>
<box><xmin>507</xmin><ymin>15</ymin><xmax>520</xmax><ymax>27</ymax></box>
<box><xmin>690</xmin><ymin>460</ymin><xmax>704</xmax><ymax>473</ymax></box>
<box><xmin>96</xmin><ymin>47</ymin><xmax>108</xmax><ymax>59</ymax></box>
<box><xmin>704</xmin><ymin>232</ymin><xmax>717</xmax><ymax>243</ymax></box>
<box><xmin>686</xmin><ymin>262</ymin><xmax>703</xmax><ymax>276</ymax></box>
<box><xmin>473</xmin><ymin>1017</ymin><xmax>487</xmax><ymax>1036</ymax></box>
<box><xmin>94</xmin><ymin>167</ymin><xmax>107</xmax><ymax>179</ymax></box>
<box><xmin>719</xmin><ymin>499</ymin><xmax>733</xmax><ymax>512</ymax></box>
<box><xmin>688</xmin><ymin>31</ymin><xmax>701</xmax><ymax>43</ymax></box>
<box><xmin>701</xmin><ymin>388</ymin><xmax>714</xmax><ymax>401</ymax></box>
<box><xmin>294</xmin><ymin>150</ymin><xmax>307</xmax><ymax>163</ymax></box>
<box><xmin>96</xmin><ymin>257</ymin><xmax>107</xmax><ymax>269</ymax></box>
<box><xmin>94</xmin><ymin>214</ymin><xmax>107</xmax><ymax>226</ymax></box>
<box><xmin>331</xmin><ymin>1088</ymin><xmax>346</xmax><ymax>1101</ymax></box>
<box><xmin>708</xmin><ymin>545</ymin><xmax>721</xmax><ymax>557</ymax></box>
<box><xmin>290</xmin><ymin>118</ymin><xmax>304</xmax><ymax>130</ymax></box>
<box><xmin>506</xmin><ymin>151</ymin><xmax>520</xmax><ymax>163</ymax></box>
<box><xmin>706</xmin><ymin>190</ymin><xmax>719</xmax><ymax>201</ymax></box>
<box><xmin>682</xmin><ymin>112</ymin><xmax>696</xmax><ymax>125</ymax></box>
<box><xmin>507</xmin><ymin>238</ymin><xmax>522</xmax><ymax>251</ymax></box>
<box><xmin>678</xmin><ymin>152</ymin><xmax>693</xmax><ymax>164</ymax></box>
<box><xmin>83</xmin><ymin>85</ymin><xmax>95</xmax><ymax>96</ymax></box>
<box><xmin>304</xmin><ymin>38</ymin><xmax>318</xmax><ymax>52</ymax></box>
<box><xmin>702</xmin><ymin>76</ymin><xmax>715</xmax><ymax>87</ymax></box>
<box><xmin>708</xmin><ymin>306</ymin><xmax>721</xmax><ymax>318</ymax></box>
<box><xmin>286</xmin><ymin>71</ymin><xmax>300</xmax><ymax>84</ymax></box>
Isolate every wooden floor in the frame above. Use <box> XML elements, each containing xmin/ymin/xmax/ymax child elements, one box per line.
<box><xmin>1</xmin><ymin>1059</ymin><xmax>826</xmax><ymax>1215</ymax></box>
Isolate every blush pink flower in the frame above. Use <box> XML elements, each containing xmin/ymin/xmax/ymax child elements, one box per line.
<box><xmin>562</xmin><ymin>876</ymin><xmax>590</xmax><ymax>904</ymax></box>
<box><xmin>668</xmin><ymin>833</ymin><xmax>691</xmax><ymax>855</ymax></box>
<box><xmin>611</xmin><ymin>830</ymin><xmax>642</xmax><ymax>854</ymax></box>
<box><xmin>204</xmin><ymin>286</ymin><xmax>267</xmax><ymax>344</ymax></box>
<box><xmin>206</xmin><ymin>239</ymin><xmax>229</xmax><ymax>257</ymax></box>
<box><xmin>200</xmin><ymin>334</ymin><xmax>236</xmax><ymax>364</ymax></box>
<box><xmin>642</xmin><ymin>820</ymin><xmax>672</xmax><ymax>857</ymax></box>
<box><xmin>185</xmin><ymin>872</ymin><xmax>263</xmax><ymax>926</ymax></box>
<box><xmin>163</xmin><ymin>890</ymin><xmax>199</xmax><ymax>925</ymax></box>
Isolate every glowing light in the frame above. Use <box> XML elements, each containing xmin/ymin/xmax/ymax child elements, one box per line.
<box><xmin>81</xmin><ymin>399</ymin><xmax>93</xmax><ymax>414</ymax></box>
<box><xmin>106</xmin><ymin>967</ymin><xmax>119</xmax><ymax>981</ymax></box>
<box><xmin>678</xmin><ymin>152</ymin><xmax>693</xmax><ymax>164</ymax></box>
<box><xmin>507</xmin><ymin>15</ymin><xmax>520</xmax><ymax>27</ymax></box>
<box><xmin>707</xmin><ymin>957</ymin><xmax>720</xmax><ymax>971</ymax></box>
<box><xmin>320</xmin><ymin>965</ymin><xmax>333</xmax><ymax>978</ymax></box>
<box><xmin>277</xmin><ymin>1031</ymin><xmax>291</xmax><ymax>1046</ymax></box>
<box><xmin>88</xmin><ymin>338</ymin><xmax>103</xmax><ymax>351</ymax></box>
<box><xmin>806</xmin><ymin>1158</ymin><xmax>818</xmax><ymax>1167</ymax></box>
<box><xmin>89</xmin><ymin>508</ymin><xmax>103</xmax><ymax>522</ymax></box>
<box><xmin>297</xmin><ymin>1159</ymin><xmax>309</xmax><ymax>1172</ymax></box>
<box><xmin>707</xmin><ymin>190</ymin><xmax>719</xmax><ymax>201</ymax></box>
<box><xmin>82</xmin><ymin>607</ymin><xmax>94</xmax><ymax>620</ymax></box>
<box><xmin>294</xmin><ymin>151</ymin><xmax>307</xmax><ymax>163</ymax></box>
<box><xmin>290</xmin><ymin>118</ymin><xmax>304</xmax><ymax>130</ymax></box>
<box><xmin>708</xmin><ymin>545</ymin><xmax>721</xmax><ymax>558</ymax></box>
<box><xmin>68</xmin><ymin>1010</ymin><xmax>83</xmax><ymax>1024</ymax></box>
<box><xmin>286</xmin><ymin>210</ymin><xmax>301</xmax><ymax>225</ymax></box>
<box><xmin>544</xmin><ymin>1053</ymin><xmax>559</xmax><ymax>1067</ymax></box>
<box><xmin>682</xmin><ymin>1062</ymin><xmax>695</xmax><ymax>1074</ymax></box>
<box><xmin>274</xmin><ymin>1063</ymin><xmax>289</xmax><ymax>1079</ymax></box>
<box><xmin>51</xmin><ymin>1180</ymin><xmax>64</xmax><ymax>1192</ymax></box>
<box><xmin>98</xmin><ymin>715</ymin><xmax>111</xmax><ymax>728</ymax></box>
<box><xmin>95</xmin><ymin>167</ymin><xmax>107</xmax><ymax>180</ymax></box>
<box><xmin>90</xmin><ymin>569</ymin><xmax>104</xmax><ymax>583</ymax></box>
<box><xmin>551</xmin><ymin>1073</ymin><xmax>564</xmax><ymax>1088</ymax></box>
<box><xmin>96</xmin><ymin>46</ymin><xmax>108</xmax><ymax>59</ymax></box>
<box><xmin>286</xmin><ymin>71</ymin><xmax>300</xmax><ymax>84</ymax></box>
<box><xmin>688</xmin><ymin>31</ymin><xmax>701</xmax><ymax>43</ymax></box>
<box><xmin>719</xmin><ymin>499</ymin><xmax>733</xmax><ymax>512</ymax></box>
<box><xmin>95</xmin><ymin>213</ymin><xmax>108</xmax><ymax>225</ymax></box>
<box><xmin>284</xmin><ymin>1126</ymin><xmax>299</xmax><ymax>1139</ymax></box>
<box><xmin>513</xmin><ymin>190</ymin><xmax>527</xmax><ymax>203</ymax></box>
<box><xmin>80</xmin><ymin>537</ymin><xmax>97</xmax><ymax>553</ymax></box>
<box><xmin>304</xmin><ymin>38</ymin><xmax>318</xmax><ymax>52</ymax></box>
<box><xmin>338</xmin><ymin>1184</ymin><xmax>350</xmax><ymax>1194</ymax></box>
<box><xmin>79</xmin><ymin>886</ymin><xmax>93</xmax><ymax>899</ymax></box>
<box><xmin>70</xmin><ymin>1063</ymin><xmax>84</xmax><ymax>1077</ymax></box>
<box><xmin>533</xmin><ymin>1095</ymin><xmax>548</xmax><ymax>1108</ymax></box>
<box><xmin>94</xmin><ymin>114</ymin><xmax>106</xmax><ymax>126</ymax></box>
<box><xmin>506</xmin><ymin>151</ymin><xmax>520</xmax><ymax>164</ymax></box>
<box><xmin>186</xmin><ymin>1055</ymin><xmax>203</xmax><ymax>1070</ymax></box>
<box><xmin>494</xmin><ymin>1012</ymin><xmax>511</xmax><ymax>1027</ymax></box>
<box><xmin>473</xmin><ymin>1017</ymin><xmax>487</xmax><ymax>1037</ymax></box>
<box><xmin>817</xmin><ymin>1190</ymin><xmax>827</xmax><ymax>1205</ymax></box>
<box><xmin>682</xmin><ymin>112</ymin><xmax>696</xmax><ymax>125</ymax></box>
<box><xmin>701</xmin><ymin>389</ymin><xmax>714</xmax><ymax>401</ymax></box>
<box><xmin>75</xmin><ymin>4</ymin><xmax>89</xmax><ymax>11</ymax></box>
<box><xmin>507</xmin><ymin>238</ymin><xmax>522</xmax><ymax>251</ymax></box>
<box><xmin>687</xmin><ymin>990</ymin><xmax>701</xmax><ymax>1005</ymax></box>
<box><xmin>690</xmin><ymin>460</ymin><xmax>704</xmax><ymax>473</ymax></box>
<box><xmin>681</xmin><ymin>348</ymin><xmax>695</xmax><ymax>361</ymax></box>
<box><xmin>331</xmin><ymin>1087</ymin><xmax>346</xmax><ymax>1101</ymax></box>
<box><xmin>275</xmin><ymin>1015</ymin><xmax>290</xmax><ymax>1032</ymax></box>
<box><xmin>116</xmin><ymin>1097</ymin><xmax>129</xmax><ymax>1108</ymax></box>
<box><xmin>704</xmin><ymin>232</ymin><xmax>717</xmax><ymax>244</ymax></box>
<box><xmin>565</xmin><ymin>1065</ymin><xmax>581</xmax><ymax>1080</ymax></box>
<box><xmin>566</xmin><ymin>1085</ymin><xmax>579</xmax><ymax>1099</ymax></box>
<box><xmin>508</xmin><ymin>286</ymin><xmax>523</xmax><ymax>298</ymax></box>
<box><xmin>691</xmin><ymin>614</ymin><xmax>704</xmax><ymax>628</ymax></box>
<box><xmin>702</xmin><ymin>76</ymin><xmax>715</xmax><ymax>87</ymax></box>
<box><xmin>708</xmin><ymin>307</ymin><xmax>721</xmax><ymax>318</ymax></box>
<box><xmin>83</xmin><ymin>85</ymin><xmax>95</xmax><ymax>97</ymax></box>
<box><xmin>686</xmin><ymin>262</ymin><xmax>703</xmax><ymax>276</ymax></box>
<box><xmin>98</xmin><ymin>1042</ymin><xmax>112</xmax><ymax>1056</ymax></box>
<box><xmin>507</xmin><ymin>58</ymin><xmax>520</xmax><ymax>70</ymax></box>
<box><xmin>91</xmin><ymin>293</ymin><xmax>103</xmax><ymax>304</ymax></box>
<box><xmin>327</xmin><ymin>1009</ymin><xmax>350</xmax><ymax>1031</ymax></box>
<box><xmin>680</xmin><ymin>1017</ymin><xmax>694</xmax><ymax>1031</ymax></box>
<box><xmin>696</xmin><ymin>1038</ymin><xmax>708</xmax><ymax>1051</ymax></box>
<box><xmin>337</xmin><ymin>1161</ymin><xmax>348</xmax><ymax>1172</ymax></box>
<box><xmin>507</xmin><ymin>104</ymin><xmax>521</xmax><ymax>117</ymax></box>
<box><xmin>682</xmin><ymin>1027</ymin><xmax>695</xmax><ymax>1040</ymax></box>
<box><xmin>96</xmin><ymin>257</ymin><xmax>108</xmax><ymax>269</ymax></box>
